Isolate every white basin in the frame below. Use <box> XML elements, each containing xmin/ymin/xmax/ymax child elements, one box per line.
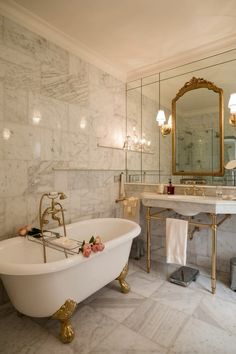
<box><xmin>167</xmin><ymin>195</ymin><xmax>205</xmax><ymax>214</ymax></box>
<box><xmin>141</xmin><ymin>192</ymin><xmax>236</xmax><ymax>216</ymax></box>
<box><xmin>166</xmin><ymin>195</ymin><xmax>205</xmax><ymax>201</ymax></box>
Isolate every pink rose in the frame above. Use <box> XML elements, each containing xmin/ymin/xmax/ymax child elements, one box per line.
<box><xmin>95</xmin><ymin>236</ymin><xmax>101</xmax><ymax>244</ymax></box>
<box><xmin>97</xmin><ymin>242</ymin><xmax>105</xmax><ymax>252</ymax></box>
<box><xmin>82</xmin><ymin>243</ymin><xmax>91</xmax><ymax>257</ymax></box>
<box><xmin>91</xmin><ymin>244</ymin><xmax>98</xmax><ymax>253</ymax></box>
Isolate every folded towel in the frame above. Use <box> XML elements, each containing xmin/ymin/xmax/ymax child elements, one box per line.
<box><xmin>120</xmin><ymin>172</ymin><xmax>125</xmax><ymax>199</ymax></box>
<box><xmin>123</xmin><ymin>197</ymin><xmax>140</xmax><ymax>224</ymax></box>
<box><xmin>166</xmin><ymin>218</ymin><xmax>188</xmax><ymax>265</ymax></box>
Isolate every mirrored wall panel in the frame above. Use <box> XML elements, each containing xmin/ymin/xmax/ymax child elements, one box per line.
<box><xmin>126</xmin><ymin>48</ymin><xmax>236</xmax><ymax>186</ymax></box>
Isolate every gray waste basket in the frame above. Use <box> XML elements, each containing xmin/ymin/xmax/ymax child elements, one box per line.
<box><xmin>230</xmin><ymin>257</ymin><xmax>236</xmax><ymax>291</ymax></box>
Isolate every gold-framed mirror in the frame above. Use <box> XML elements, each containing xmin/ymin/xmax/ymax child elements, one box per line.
<box><xmin>172</xmin><ymin>77</ymin><xmax>224</xmax><ymax>176</ymax></box>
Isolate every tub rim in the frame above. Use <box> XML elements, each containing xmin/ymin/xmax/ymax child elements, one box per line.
<box><xmin>0</xmin><ymin>218</ymin><xmax>141</xmax><ymax>276</ymax></box>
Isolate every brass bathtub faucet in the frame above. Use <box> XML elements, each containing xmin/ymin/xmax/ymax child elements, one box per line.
<box><xmin>39</xmin><ymin>192</ymin><xmax>67</xmax><ymax>263</ymax></box>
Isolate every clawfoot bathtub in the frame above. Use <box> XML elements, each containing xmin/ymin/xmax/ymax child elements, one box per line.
<box><xmin>0</xmin><ymin>218</ymin><xmax>141</xmax><ymax>343</ymax></box>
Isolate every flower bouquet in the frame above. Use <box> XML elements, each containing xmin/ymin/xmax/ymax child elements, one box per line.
<box><xmin>80</xmin><ymin>236</ymin><xmax>105</xmax><ymax>257</ymax></box>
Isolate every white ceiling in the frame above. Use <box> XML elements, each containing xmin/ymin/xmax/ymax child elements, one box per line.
<box><xmin>3</xmin><ymin>0</ymin><xmax>236</xmax><ymax>79</ymax></box>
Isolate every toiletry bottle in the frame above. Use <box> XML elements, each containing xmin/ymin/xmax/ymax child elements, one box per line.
<box><xmin>167</xmin><ymin>179</ymin><xmax>175</xmax><ymax>195</ymax></box>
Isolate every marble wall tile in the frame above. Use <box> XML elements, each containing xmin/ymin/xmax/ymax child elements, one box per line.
<box><xmin>0</xmin><ymin>42</ymin><xmax>39</xmax><ymax>70</ymax></box>
<box><xmin>2</xmin><ymin>122</ymin><xmax>50</xmax><ymax>161</ymax></box>
<box><xmin>0</xmin><ymin>15</ymin><xmax>3</xmax><ymax>43</ymax></box>
<box><xmin>4</xmin><ymin>17</ymin><xmax>47</xmax><ymax>61</ymax></box>
<box><xmin>65</xmin><ymin>131</ymin><xmax>89</xmax><ymax>166</ymax></box>
<box><xmin>41</xmin><ymin>73</ymin><xmax>89</xmax><ymax>105</ymax></box>
<box><xmin>4</xmin><ymin>87</ymin><xmax>28</xmax><ymax>124</ymax></box>
<box><xmin>41</xmin><ymin>41</ymin><xmax>69</xmax><ymax>77</ymax></box>
<box><xmin>54</xmin><ymin>170</ymin><xmax>68</xmax><ymax>192</ymax></box>
<box><xmin>27</xmin><ymin>160</ymin><xmax>55</xmax><ymax>195</ymax></box>
<box><xmin>69</xmin><ymin>53</ymin><xmax>89</xmax><ymax>81</ymax></box>
<box><xmin>0</xmin><ymin>160</ymin><xmax>28</xmax><ymax>197</ymax></box>
<box><xmin>68</xmin><ymin>103</ymin><xmax>90</xmax><ymax>134</ymax></box>
<box><xmin>4</xmin><ymin>60</ymin><xmax>41</xmax><ymax>93</ymax></box>
<box><xmin>0</xmin><ymin>81</ymin><xmax>3</xmax><ymax>121</ymax></box>
<box><xmin>28</xmin><ymin>93</ymin><xmax>68</xmax><ymax>131</ymax></box>
<box><xmin>5</xmin><ymin>196</ymin><xmax>28</xmax><ymax>236</ymax></box>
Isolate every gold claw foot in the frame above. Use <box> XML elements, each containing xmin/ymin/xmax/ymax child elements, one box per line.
<box><xmin>116</xmin><ymin>263</ymin><xmax>130</xmax><ymax>294</ymax></box>
<box><xmin>52</xmin><ymin>299</ymin><xmax>77</xmax><ymax>344</ymax></box>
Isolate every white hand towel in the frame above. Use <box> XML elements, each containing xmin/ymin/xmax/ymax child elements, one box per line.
<box><xmin>166</xmin><ymin>218</ymin><xmax>188</xmax><ymax>265</ymax></box>
<box><xmin>120</xmin><ymin>172</ymin><xmax>125</xmax><ymax>199</ymax></box>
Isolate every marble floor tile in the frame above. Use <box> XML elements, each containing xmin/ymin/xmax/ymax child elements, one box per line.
<box><xmin>117</xmin><ymin>270</ymin><xmax>164</xmax><ymax>298</ymax></box>
<box><xmin>169</xmin><ymin>317</ymin><xmax>236</xmax><ymax>354</ymax></box>
<box><xmin>0</xmin><ymin>312</ymin><xmax>74</xmax><ymax>354</ymax></box>
<box><xmin>151</xmin><ymin>281</ymin><xmax>204</xmax><ymax>315</ymax></box>
<box><xmin>88</xmin><ymin>287</ymin><xmax>145</xmax><ymax>322</ymax></box>
<box><xmin>89</xmin><ymin>323</ymin><xmax>167</xmax><ymax>354</ymax></box>
<box><xmin>193</xmin><ymin>294</ymin><xmax>236</xmax><ymax>335</ymax></box>
<box><xmin>124</xmin><ymin>298</ymin><xmax>189</xmax><ymax>348</ymax></box>
<box><xmin>43</xmin><ymin>304</ymin><xmax>119</xmax><ymax>354</ymax></box>
<box><xmin>190</xmin><ymin>272</ymin><xmax>236</xmax><ymax>303</ymax></box>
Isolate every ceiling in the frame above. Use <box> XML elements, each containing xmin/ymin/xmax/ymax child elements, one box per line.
<box><xmin>3</xmin><ymin>0</ymin><xmax>236</xmax><ymax>79</ymax></box>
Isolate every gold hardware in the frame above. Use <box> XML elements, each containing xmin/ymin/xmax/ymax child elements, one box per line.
<box><xmin>229</xmin><ymin>114</ymin><xmax>236</xmax><ymax>127</ymax></box>
<box><xmin>116</xmin><ymin>263</ymin><xmax>130</xmax><ymax>293</ymax></box>
<box><xmin>172</xmin><ymin>76</ymin><xmax>224</xmax><ymax>176</ymax></box>
<box><xmin>52</xmin><ymin>299</ymin><xmax>77</xmax><ymax>344</ymax></box>
<box><xmin>161</xmin><ymin>124</ymin><xmax>172</xmax><ymax>137</ymax></box>
<box><xmin>39</xmin><ymin>192</ymin><xmax>67</xmax><ymax>263</ymax></box>
<box><xmin>184</xmin><ymin>183</ymin><xmax>205</xmax><ymax>196</ymax></box>
<box><xmin>145</xmin><ymin>206</ymin><xmax>231</xmax><ymax>294</ymax></box>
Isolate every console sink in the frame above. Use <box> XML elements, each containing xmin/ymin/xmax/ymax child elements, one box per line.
<box><xmin>141</xmin><ymin>192</ymin><xmax>236</xmax><ymax>216</ymax></box>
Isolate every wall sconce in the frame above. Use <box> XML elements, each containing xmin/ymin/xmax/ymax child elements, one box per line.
<box><xmin>155</xmin><ymin>73</ymin><xmax>172</xmax><ymax>136</ymax></box>
<box><xmin>161</xmin><ymin>115</ymin><xmax>172</xmax><ymax>136</ymax></box>
<box><xmin>228</xmin><ymin>93</ymin><xmax>236</xmax><ymax>126</ymax></box>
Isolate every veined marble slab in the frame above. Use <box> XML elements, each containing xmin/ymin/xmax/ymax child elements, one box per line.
<box><xmin>141</xmin><ymin>192</ymin><xmax>236</xmax><ymax>215</ymax></box>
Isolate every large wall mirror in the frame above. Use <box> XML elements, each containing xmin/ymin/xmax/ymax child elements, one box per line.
<box><xmin>172</xmin><ymin>77</ymin><xmax>224</xmax><ymax>176</ymax></box>
<box><xmin>126</xmin><ymin>48</ymin><xmax>236</xmax><ymax>186</ymax></box>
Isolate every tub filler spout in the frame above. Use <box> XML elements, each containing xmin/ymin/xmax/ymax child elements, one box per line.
<box><xmin>39</xmin><ymin>192</ymin><xmax>67</xmax><ymax>262</ymax></box>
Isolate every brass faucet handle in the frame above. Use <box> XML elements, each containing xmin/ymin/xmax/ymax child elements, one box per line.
<box><xmin>184</xmin><ymin>187</ymin><xmax>191</xmax><ymax>195</ymax></box>
<box><xmin>195</xmin><ymin>187</ymin><xmax>205</xmax><ymax>196</ymax></box>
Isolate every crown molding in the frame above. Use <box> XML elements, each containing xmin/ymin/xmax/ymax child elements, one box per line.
<box><xmin>127</xmin><ymin>34</ymin><xmax>236</xmax><ymax>81</ymax></box>
<box><xmin>0</xmin><ymin>0</ymin><xmax>127</xmax><ymax>82</ymax></box>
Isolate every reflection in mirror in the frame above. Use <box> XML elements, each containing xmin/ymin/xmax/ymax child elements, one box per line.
<box><xmin>172</xmin><ymin>77</ymin><xmax>224</xmax><ymax>176</ymax></box>
<box><xmin>126</xmin><ymin>48</ymin><xmax>236</xmax><ymax>186</ymax></box>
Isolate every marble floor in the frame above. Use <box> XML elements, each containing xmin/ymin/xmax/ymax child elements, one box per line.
<box><xmin>1</xmin><ymin>258</ymin><xmax>236</xmax><ymax>354</ymax></box>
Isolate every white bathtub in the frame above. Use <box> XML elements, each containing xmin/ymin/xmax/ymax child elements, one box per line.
<box><xmin>0</xmin><ymin>218</ymin><xmax>141</xmax><ymax>317</ymax></box>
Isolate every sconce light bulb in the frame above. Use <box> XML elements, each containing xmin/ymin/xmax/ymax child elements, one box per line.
<box><xmin>156</xmin><ymin>110</ymin><xmax>166</xmax><ymax>126</ymax></box>
<box><xmin>168</xmin><ymin>115</ymin><xmax>172</xmax><ymax>127</ymax></box>
<box><xmin>228</xmin><ymin>93</ymin><xmax>236</xmax><ymax>113</ymax></box>
<box><xmin>2</xmin><ymin>128</ymin><xmax>12</xmax><ymax>140</ymax></box>
<box><xmin>32</xmin><ymin>111</ymin><xmax>41</xmax><ymax>125</ymax></box>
